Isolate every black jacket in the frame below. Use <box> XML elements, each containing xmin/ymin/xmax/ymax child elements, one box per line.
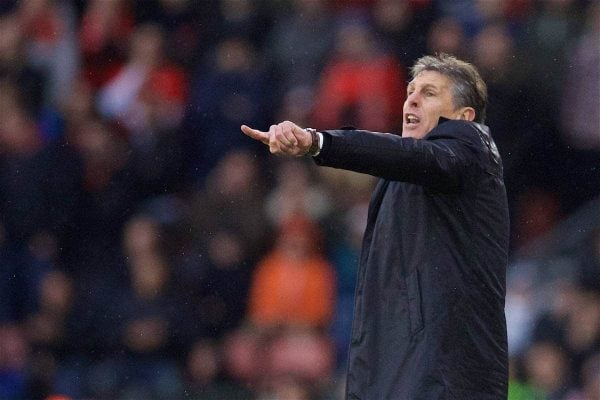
<box><xmin>314</xmin><ymin>119</ymin><xmax>509</xmax><ymax>399</ymax></box>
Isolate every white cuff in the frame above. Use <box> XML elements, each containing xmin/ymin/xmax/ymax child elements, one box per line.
<box><xmin>313</xmin><ymin>132</ymin><xmax>323</xmax><ymax>156</ymax></box>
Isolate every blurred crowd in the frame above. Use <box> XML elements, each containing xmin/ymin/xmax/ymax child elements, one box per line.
<box><xmin>0</xmin><ymin>0</ymin><xmax>598</xmax><ymax>399</ymax></box>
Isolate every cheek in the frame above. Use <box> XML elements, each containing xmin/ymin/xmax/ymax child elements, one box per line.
<box><xmin>426</xmin><ymin>104</ymin><xmax>452</xmax><ymax>123</ymax></box>
<box><xmin>402</xmin><ymin>101</ymin><xmax>410</xmax><ymax>114</ymax></box>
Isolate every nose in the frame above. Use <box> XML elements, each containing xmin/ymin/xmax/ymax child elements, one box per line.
<box><xmin>406</xmin><ymin>91</ymin><xmax>420</xmax><ymax>108</ymax></box>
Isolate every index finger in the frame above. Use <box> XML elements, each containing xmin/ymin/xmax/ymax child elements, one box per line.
<box><xmin>241</xmin><ymin>125</ymin><xmax>270</xmax><ymax>145</ymax></box>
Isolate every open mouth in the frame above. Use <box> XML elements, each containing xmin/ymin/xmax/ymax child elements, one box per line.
<box><xmin>405</xmin><ymin>113</ymin><xmax>420</xmax><ymax>125</ymax></box>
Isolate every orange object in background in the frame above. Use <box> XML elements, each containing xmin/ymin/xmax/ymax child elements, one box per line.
<box><xmin>248</xmin><ymin>215</ymin><xmax>336</xmax><ymax>329</ymax></box>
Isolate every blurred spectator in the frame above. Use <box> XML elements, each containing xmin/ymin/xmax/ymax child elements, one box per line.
<box><xmin>524</xmin><ymin>0</ymin><xmax>584</xmax><ymax>102</ymax></box>
<box><xmin>23</xmin><ymin>270</ymin><xmax>74</xmax><ymax>399</ymax></box>
<box><xmin>563</xmin><ymin>290</ymin><xmax>600</xmax><ymax>387</ymax></box>
<box><xmin>560</xmin><ymin>1</ymin><xmax>600</xmax><ymax>152</ymax></box>
<box><xmin>438</xmin><ymin>0</ymin><xmax>533</xmax><ymax>38</ymax></box>
<box><xmin>371</xmin><ymin>0</ymin><xmax>434</xmax><ymax>70</ymax></box>
<box><xmin>248</xmin><ymin>215</ymin><xmax>336</xmax><ymax>329</ymax></box>
<box><xmin>18</xmin><ymin>0</ymin><xmax>80</xmax><ymax>107</ymax></box>
<box><xmin>50</xmin><ymin>75</ymin><xmax>97</xmax><ymax>142</ymax></box>
<box><xmin>187</xmin><ymin>149</ymin><xmax>269</xmax><ymax>271</ymax></box>
<box><xmin>183</xmin><ymin>338</ymin><xmax>252</xmax><ymax>399</ymax></box>
<box><xmin>471</xmin><ymin>22</ymin><xmax>527</xmax><ymax>171</ymax></box>
<box><xmin>119</xmin><ymin>215</ymin><xmax>175</xmax><ymax>350</ymax></box>
<box><xmin>186</xmin><ymin>35</ymin><xmax>271</xmax><ymax>181</ymax></box>
<box><xmin>0</xmin><ymin>80</ymin><xmax>48</xmax><ymax>244</ymax></box>
<box><xmin>255</xmin><ymin>375</ymin><xmax>317</xmax><ymax>400</ymax></box>
<box><xmin>221</xmin><ymin>325</ymin><xmax>266</xmax><ymax>392</ymax></box>
<box><xmin>265</xmin><ymin>159</ymin><xmax>332</xmax><ymax>225</ymax></box>
<box><xmin>524</xmin><ymin>341</ymin><xmax>572</xmax><ymax>399</ymax></box>
<box><xmin>92</xmin><ymin>213</ymin><xmax>184</xmax><ymax>399</ymax></box>
<box><xmin>265</xmin><ymin>327</ymin><xmax>334</xmax><ymax>382</ymax></box>
<box><xmin>176</xmin><ymin>150</ymin><xmax>269</xmax><ymax>341</ymax></box>
<box><xmin>184</xmin><ymin>339</ymin><xmax>219</xmax><ymax>394</ymax></box>
<box><xmin>221</xmin><ymin>325</ymin><xmax>335</xmax><ymax>400</ymax></box>
<box><xmin>0</xmin><ymin>324</ymin><xmax>28</xmax><ymax>399</ymax></box>
<box><xmin>120</xmin><ymin>74</ymin><xmax>190</xmax><ymax>198</ymax></box>
<box><xmin>531</xmin><ymin>280</ymin><xmax>580</xmax><ymax>346</ymax></box>
<box><xmin>266</xmin><ymin>0</ymin><xmax>335</xmax><ymax>91</ymax></box>
<box><xmin>56</xmin><ymin>117</ymin><xmax>137</xmax><ymax>306</ymax></box>
<box><xmin>257</xmin><ymin>326</ymin><xmax>335</xmax><ymax>400</ymax></box>
<box><xmin>311</xmin><ymin>16</ymin><xmax>406</xmax><ymax>132</ymax></box>
<box><xmin>529</xmin><ymin>279</ymin><xmax>600</xmax><ymax>392</ymax></box>
<box><xmin>214</xmin><ymin>0</ymin><xmax>268</xmax><ymax>48</ymax></box>
<box><xmin>508</xmin><ymin>354</ymin><xmax>545</xmax><ymax>400</ymax></box>
<box><xmin>438</xmin><ymin>0</ymin><xmax>508</xmax><ymax>37</ymax></box>
<box><xmin>558</xmin><ymin>1</ymin><xmax>600</xmax><ymax>212</ymax></box>
<box><xmin>78</xmin><ymin>0</ymin><xmax>134</xmax><ymax>88</ymax></box>
<box><xmin>275</xmin><ymin>85</ymin><xmax>317</xmax><ymax>128</ymax></box>
<box><xmin>0</xmin><ymin>12</ymin><xmax>46</xmax><ymax>116</ymax></box>
<box><xmin>133</xmin><ymin>0</ymin><xmax>210</xmax><ymax>70</ymax></box>
<box><xmin>97</xmin><ymin>23</ymin><xmax>187</xmax><ymax>139</ymax></box>
<box><xmin>426</xmin><ymin>16</ymin><xmax>468</xmax><ymax>59</ymax></box>
<box><xmin>513</xmin><ymin>188</ymin><xmax>563</xmax><ymax>249</ymax></box>
<box><xmin>176</xmin><ymin>227</ymin><xmax>255</xmax><ymax>340</ymax></box>
<box><xmin>70</xmin><ymin>117</ymin><xmax>128</xmax><ymax>194</ymax></box>
<box><xmin>470</xmin><ymin>20</ymin><xmax>567</xmax><ymax>248</ymax></box>
<box><xmin>567</xmin><ymin>353</ymin><xmax>600</xmax><ymax>400</ymax></box>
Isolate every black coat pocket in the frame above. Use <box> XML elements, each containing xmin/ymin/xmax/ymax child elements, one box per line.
<box><xmin>407</xmin><ymin>267</ymin><xmax>424</xmax><ymax>337</ymax></box>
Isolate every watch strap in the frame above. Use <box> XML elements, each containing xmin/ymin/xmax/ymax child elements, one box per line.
<box><xmin>305</xmin><ymin>128</ymin><xmax>319</xmax><ymax>156</ymax></box>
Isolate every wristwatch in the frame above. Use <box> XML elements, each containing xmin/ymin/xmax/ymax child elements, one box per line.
<box><xmin>305</xmin><ymin>128</ymin><xmax>320</xmax><ymax>156</ymax></box>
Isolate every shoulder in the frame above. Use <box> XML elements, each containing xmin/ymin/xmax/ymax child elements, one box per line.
<box><xmin>427</xmin><ymin>118</ymin><xmax>503</xmax><ymax>176</ymax></box>
<box><xmin>426</xmin><ymin>118</ymin><xmax>485</xmax><ymax>142</ymax></box>
<box><xmin>427</xmin><ymin>118</ymin><xmax>497</xmax><ymax>154</ymax></box>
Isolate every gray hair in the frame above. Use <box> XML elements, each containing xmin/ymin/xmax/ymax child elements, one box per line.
<box><xmin>411</xmin><ymin>53</ymin><xmax>488</xmax><ymax>123</ymax></box>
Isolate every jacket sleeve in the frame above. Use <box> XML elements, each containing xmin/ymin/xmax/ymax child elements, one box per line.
<box><xmin>313</xmin><ymin>120</ymin><xmax>489</xmax><ymax>193</ymax></box>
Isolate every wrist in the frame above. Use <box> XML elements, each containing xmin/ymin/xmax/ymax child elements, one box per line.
<box><xmin>305</xmin><ymin>128</ymin><xmax>321</xmax><ymax>156</ymax></box>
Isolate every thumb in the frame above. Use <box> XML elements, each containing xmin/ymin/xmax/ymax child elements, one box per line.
<box><xmin>241</xmin><ymin>125</ymin><xmax>270</xmax><ymax>145</ymax></box>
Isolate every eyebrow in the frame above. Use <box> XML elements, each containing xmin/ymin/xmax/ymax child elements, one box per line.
<box><xmin>407</xmin><ymin>83</ymin><xmax>440</xmax><ymax>92</ymax></box>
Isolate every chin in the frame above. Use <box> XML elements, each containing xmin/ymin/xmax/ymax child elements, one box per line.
<box><xmin>402</xmin><ymin>129</ymin><xmax>426</xmax><ymax>139</ymax></box>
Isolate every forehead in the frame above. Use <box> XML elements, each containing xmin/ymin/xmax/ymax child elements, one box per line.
<box><xmin>408</xmin><ymin>70</ymin><xmax>453</xmax><ymax>90</ymax></box>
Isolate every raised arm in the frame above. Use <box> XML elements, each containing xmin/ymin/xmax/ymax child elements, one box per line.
<box><xmin>241</xmin><ymin>120</ymin><xmax>492</xmax><ymax>193</ymax></box>
<box><xmin>315</xmin><ymin>120</ymin><xmax>489</xmax><ymax>193</ymax></box>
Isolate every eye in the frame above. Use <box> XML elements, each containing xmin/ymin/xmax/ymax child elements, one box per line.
<box><xmin>425</xmin><ymin>91</ymin><xmax>435</xmax><ymax>97</ymax></box>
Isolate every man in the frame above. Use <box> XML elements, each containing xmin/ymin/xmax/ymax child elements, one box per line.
<box><xmin>242</xmin><ymin>54</ymin><xmax>509</xmax><ymax>399</ymax></box>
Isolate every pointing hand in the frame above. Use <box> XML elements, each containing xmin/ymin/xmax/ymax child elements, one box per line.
<box><xmin>241</xmin><ymin>121</ymin><xmax>313</xmax><ymax>156</ymax></box>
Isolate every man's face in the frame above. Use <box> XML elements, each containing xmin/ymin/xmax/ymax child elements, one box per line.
<box><xmin>402</xmin><ymin>70</ymin><xmax>461</xmax><ymax>139</ymax></box>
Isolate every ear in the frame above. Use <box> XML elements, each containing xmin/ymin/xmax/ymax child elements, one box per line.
<box><xmin>459</xmin><ymin>107</ymin><xmax>476</xmax><ymax>121</ymax></box>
